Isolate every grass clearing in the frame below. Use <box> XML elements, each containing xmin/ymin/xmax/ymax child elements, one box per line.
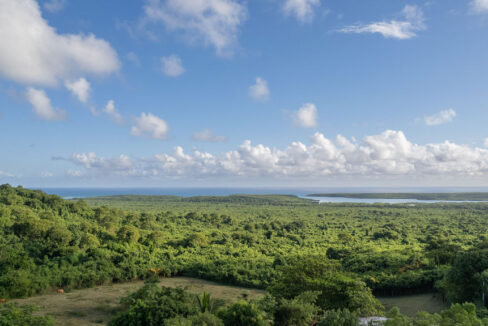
<box><xmin>378</xmin><ymin>293</ymin><xmax>448</xmax><ymax>317</ymax></box>
<box><xmin>12</xmin><ymin>277</ymin><xmax>446</xmax><ymax>325</ymax></box>
<box><xmin>12</xmin><ymin>277</ymin><xmax>266</xmax><ymax>326</ymax></box>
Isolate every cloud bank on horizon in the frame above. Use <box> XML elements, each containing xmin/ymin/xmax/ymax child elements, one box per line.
<box><xmin>0</xmin><ymin>0</ymin><xmax>487</xmax><ymax>186</ymax></box>
<box><xmin>57</xmin><ymin>130</ymin><xmax>488</xmax><ymax>183</ymax></box>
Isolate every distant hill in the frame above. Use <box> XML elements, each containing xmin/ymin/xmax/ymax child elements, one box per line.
<box><xmin>79</xmin><ymin>194</ymin><xmax>314</xmax><ymax>206</ymax></box>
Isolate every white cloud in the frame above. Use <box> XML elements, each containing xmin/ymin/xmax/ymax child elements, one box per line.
<box><xmin>0</xmin><ymin>0</ymin><xmax>119</xmax><ymax>86</ymax></box>
<box><xmin>131</xmin><ymin>112</ymin><xmax>169</xmax><ymax>139</ymax></box>
<box><xmin>43</xmin><ymin>0</ymin><xmax>66</xmax><ymax>12</ymax></box>
<box><xmin>143</xmin><ymin>0</ymin><xmax>247</xmax><ymax>56</ymax></box>
<box><xmin>193</xmin><ymin>129</ymin><xmax>226</xmax><ymax>142</ymax></box>
<box><xmin>249</xmin><ymin>77</ymin><xmax>270</xmax><ymax>101</ymax></box>
<box><xmin>161</xmin><ymin>55</ymin><xmax>185</xmax><ymax>77</ymax></box>
<box><xmin>65</xmin><ymin>78</ymin><xmax>91</xmax><ymax>103</ymax></box>
<box><xmin>283</xmin><ymin>0</ymin><xmax>320</xmax><ymax>23</ymax></box>
<box><xmin>70</xmin><ymin>152</ymin><xmax>134</xmax><ymax>170</ymax></box>
<box><xmin>25</xmin><ymin>87</ymin><xmax>66</xmax><ymax>121</ymax></box>
<box><xmin>484</xmin><ymin>138</ymin><xmax>488</xmax><ymax>148</ymax></box>
<box><xmin>340</xmin><ymin>5</ymin><xmax>426</xmax><ymax>40</ymax></box>
<box><xmin>103</xmin><ymin>100</ymin><xmax>124</xmax><ymax>124</ymax></box>
<box><xmin>66</xmin><ymin>153</ymin><xmax>139</xmax><ymax>177</ymax></box>
<box><xmin>424</xmin><ymin>109</ymin><xmax>456</xmax><ymax>126</ymax></box>
<box><xmin>295</xmin><ymin>103</ymin><xmax>317</xmax><ymax>128</ymax></box>
<box><xmin>472</xmin><ymin>0</ymin><xmax>488</xmax><ymax>13</ymax></box>
<box><xmin>66</xmin><ymin>169</ymin><xmax>84</xmax><ymax>177</ymax></box>
<box><xmin>64</xmin><ymin>130</ymin><xmax>488</xmax><ymax>180</ymax></box>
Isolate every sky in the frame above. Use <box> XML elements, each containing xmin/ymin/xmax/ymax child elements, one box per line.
<box><xmin>1</xmin><ymin>0</ymin><xmax>488</xmax><ymax>188</ymax></box>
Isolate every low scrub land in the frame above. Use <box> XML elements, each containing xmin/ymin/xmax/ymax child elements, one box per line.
<box><xmin>2</xmin><ymin>185</ymin><xmax>488</xmax><ymax>325</ymax></box>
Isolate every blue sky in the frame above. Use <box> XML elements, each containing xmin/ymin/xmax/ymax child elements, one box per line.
<box><xmin>1</xmin><ymin>0</ymin><xmax>488</xmax><ymax>187</ymax></box>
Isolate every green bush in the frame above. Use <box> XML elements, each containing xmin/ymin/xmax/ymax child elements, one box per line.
<box><xmin>317</xmin><ymin>309</ymin><xmax>359</xmax><ymax>326</ymax></box>
<box><xmin>109</xmin><ymin>284</ymin><xmax>198</xmax><ymax>326</ymax></box>
<box><xmin>273</xmin><ymin>291</ymin><xmax>320</xmax><ymax>326</ymax></box>
<box><xmin>383</xmin><ymin>304</ymin><xmax>488</xmax><ymax>326</ymax></box>
<box><xmin>219</xmin><ymin>301</ymin><xmax>267</xmax><ymax>326</ymax></box>
<box><xmin>0</xmin><ymin>304</ymin><xmax>53</xmax><ymax>326</ymax></box>
<box><xmin>268</xmin><ymin>255</ymin><xmax>382</xmax><ymax>315</ymax></box>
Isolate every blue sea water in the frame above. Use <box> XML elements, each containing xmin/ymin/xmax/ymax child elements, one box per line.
<box><xmin>32</xmin><ymin>186</ymin><xmax>488</xmax><ymax>203</ymax></box>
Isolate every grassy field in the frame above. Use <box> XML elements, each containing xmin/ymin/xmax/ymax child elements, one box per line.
<box><xmin>378</xmin><ymin>293</ymin><xmax>448</xmax><ymax>317</ymax></box>
<box><xmin>12</xmin><ymin>277</ymin><xmax>266</xmax><ymax>326</ymax></box>
<box><xmin>12</xmin><ymin>275</ymin><xmax>447</xmax><ymax>325</ymax></box>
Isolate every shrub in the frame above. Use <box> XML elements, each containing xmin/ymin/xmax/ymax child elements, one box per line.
<box><xmin>273</xmin><ymin>291</ymin><xmax>320</xmax><ymax>326</ymax></box>
<box><xmin>219</xmin><ymin>301</ymin><xmax>267</xmax><ymax>326</ymax></box>
<box><xmin>317</xmin><ymin>309</ymin><xmax>359</xmax><ymax>326</ymax></box>
<box><xmin>109</xmin><ymin>284</ymin><xmax>197</xmax><ymax>326</ymax></box>
<box><xmin>0</xmin><ymin>304</ymin><xmax>53</xmax><ymax>326</ymax></box>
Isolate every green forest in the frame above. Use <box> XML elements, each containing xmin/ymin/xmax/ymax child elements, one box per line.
<box><xmin>2</xmin><ymin>184</ymin><xmax>488</xmax><ymax>325</ymax></box>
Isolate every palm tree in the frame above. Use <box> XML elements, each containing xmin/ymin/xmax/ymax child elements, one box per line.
<box><xmin>196</xmin><ymin>292</ymin><xmax>225</xmax><ymax>313</ymax></box>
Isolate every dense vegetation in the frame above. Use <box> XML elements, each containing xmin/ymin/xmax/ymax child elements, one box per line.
<box><xmin>0</xmin><ymin>304</ymin><xmax>53</xmax><ymax>325</ymax></box>
<box><xmin>2</xmin><ymin>184</ymin><xmax>488</xmax><ymax>324</ymax></box>
<box><xmin>308</xmin><ymin>192</ymin><xmax>488</xmax><ymax>201</ymax></box>
<box><xmin>108</xmin><ymin>283</ymin><xmax>488</xmax><ymax>326</ymax></box>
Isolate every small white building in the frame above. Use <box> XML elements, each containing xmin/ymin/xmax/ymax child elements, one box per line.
<box><xmin>359</xmin><ymin>316</ymin><xmax>388</xmax><ymax>325</ymax></box>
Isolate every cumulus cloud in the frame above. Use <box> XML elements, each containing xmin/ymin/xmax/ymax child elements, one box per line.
<box><xmin>193</xmin><ymin>129</ymin><xmax>227</xmax><ymax>142</ymax></box>
<box><xmin>103</xmin><ymin>100</ymin><xmax>124</xmax><ymax>124</ymax></box>
<box><xmin>249</xmin><ymin>77</ymin><xmax>270</xmax><ymax>101</ymax></box>
<box><xmin>472</xmin><ymin>0</ymin><xmax>488</xmax><ymax>13</ymax></box>
<box><xmin>283</xmin><ymin>0</ymin><xmax>321</xmax><ymax>23</ymax></box>
<box><xmin>65</xmin><ymin>78</ymin><xmax>91</xmax><ymax>103</ymax></box>
<box><xmin>161</xmin><ymin>55</ymin><xmax>185</xmax><ymax>77</ymax></box>
<box><xmin>295</xmin><ymin>103</ymin><xmax>317</xmax><ymax>128</ymax></box>
<box><xmin>0</xmin><ymin>0</ymin><xmax>119</xmax><ymax>86</ymax></box>
<box><xmin>25</xmin><ymin>87</ymin><xmax>66</xmax><ymax>121</ymax></box>
<box><xmin>63</xmin><ymin>130</ymin><xmax>488</xmax><ymax>180</ymax></box>
<box><xmin>424</xmin><ymin>109</ymin><xmax>456</xmax><ymax>126</ymax></box>
<box><xmin>70</xmin><ymin>152</ymin><xmax>134</xmax><ymax>170</ymax></box>
<box><xmin>43</xmin><ymin>0</ymin><xmax>66</xmax><ymax>12</ymax></box>
<box><xmin>131</xmin><ymin>112</ymin><xmax>169</xmax><ymax>139</ymax></box>
<box><xmin>63</xmin><ymin>153</ymin><xmax>138</xmax><ymax>177</ymax></box>
<box><xmin>143</xmin><ymin>0</ymin><xmax>247</xmax><ymax>56</ymax></box>
<box><xmin>340</xmin><ymin>5</ymin><xmax>425</xmax><ymax>40</ymax></box>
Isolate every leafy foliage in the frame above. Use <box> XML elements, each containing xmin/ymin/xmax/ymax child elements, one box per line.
<box><xmin>219</xmin><ymin>300</ymin><xmax>267</xmax><ymax>326</ymax></box>
<box><xmin>317</xmin><ymin>309</ymin><xmax>360</xmax><ymax>326</ymax></box>
<box><xmin>0</xmin><ymin>304</ymin><xmax>53</xmax><ymax>326</ymax></box>
<box><xmin>273</xmin><ymin>291</ymin><xmax>320</xmax><ymax>326</ymax></box>
<box><xmin>269</xmin><ymin>255</ymin><xmax>383</xmax><ymax>315</ymax></box>
<box><xmin>109</xmin><ymin>284</ymin><xmax>197</xmax><ymax>326</ymax></box>
<box><xmin>4</xmin><ymin>185</ymin><xmax>488</xmax><ymax>323</ymax></box>
<box><xmin>384</xmin><ymin>303</ymin><xmax>488</xmax><ymax>326</ymax></box>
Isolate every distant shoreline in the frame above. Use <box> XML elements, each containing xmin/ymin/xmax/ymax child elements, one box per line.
<box><xmin>307</xmin><ymin>192</ymin><xmax>488</xmax><ymax>201</ymax></box>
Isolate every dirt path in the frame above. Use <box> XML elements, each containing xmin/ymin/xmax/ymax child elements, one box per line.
<box><xmin>12</xmin><ymin>277</ymin><xmax>266</xmax><ymax>326</ymax></box>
